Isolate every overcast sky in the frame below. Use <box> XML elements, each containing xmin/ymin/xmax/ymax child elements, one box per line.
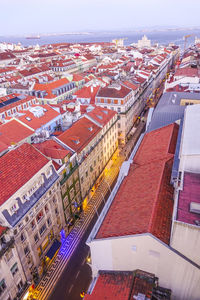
<box><xmin>1</xmin><ymin>0</ymin><xmax>200</xmax><ymax>35</ymax></box>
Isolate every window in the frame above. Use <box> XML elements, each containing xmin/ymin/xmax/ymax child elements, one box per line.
<box><xmin>81</xmin><ymin>176</ymin><xmax>83</xmax><ymax>183</ymax></box>
<box><xmin>47</xmin><ymin>218</ymin><xmax>51</xmax><ymax>226</ymax></box>
<box><xmin>85</xmin><ymin>171</ymin><xmax>88</xmax><ymax>178</ymax></box>
<box><xmin>17</xmin><ymin>280</ymin><xmax>23</xmax><ymax>291</ymax></box>
<box><xmin>31</xmin><ymin>220</ymin><xmax>36</xmax><ymax>229</ymax></box>
<box><xmin>52</xmin><ymin>196</ymin><xmax>57</xmax><ymax>204</ymax></box>
<box><xmin>36</xmin><ymin>211</ymin><xmax>44</xmax><ymax>223</ymax></box>
<box><xmin>44</xmin><ymin>204</ymin><xmax>49</xmax><ymax>213</ymax></box>
<box><xmin>0</xmin><ymin>279</ymin><xmax>6</xmax><ymax>296</ymax></box>
<box><xmin>118</xmin><ymin>123</ymin><xmax>121</xmax><ymax>128</ymax></box>
<box><xmin>39</xmin><ymin>224</ymin><xmax>47</xmax><ymax>236</ymax></box>
<box><xmin>55</xmin><ymin>207</ymin><xmax>58</xmax><ymax>216</ymax></box>
<box><xmin>20</xmin><ymin>232</ymin><xmax>26</xmax><ymax>242</ymax></box>
<box><xmin>117</xmin><ymin>107</ymin><xmax>121</xmax><ymax>113</ymax></box>
<box><xmin>5</xmin><ymin>249</ymin><xmax>13</xmax><ymax>262</ymax></box>
<box><xmin>10</xmin><ymin>263</ymin><xmax>18</xmax><ymax>276</ymax></box>
<box><xmin>10</xmin><ymin>204</ymin><xmax>17</xmax><ymax>214</ymax></box>
<box><xmin>34</xmin><ymin>234</ymin><xmax>39</xmax><ymax>243</ymax></box>
<box><xmin>46</xmin><ymin>168</ymin><xmax>52</xmax><ymax>178</ymax></box>
<box><xmin>24</xmin><ymin>246</ymin><xmax>30</xmax><ymax>256</ymax></box>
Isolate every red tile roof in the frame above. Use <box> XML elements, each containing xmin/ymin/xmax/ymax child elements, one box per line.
<box><xmin>177</xmin><ymin>172</ymin><xmax>200</xmax><ymax>225</ymax></box>
<box><xmin>34</xmin><ymin>78</ymin><xmax>70</xmax><ymax>99</ymax></box>
<box><xmin>96</xmin><ymin>84</ymin><xmax>132</xmax><ymax>99</ymax></box>
<box><xmin>34</xmin><ymin>139</ymin><xmax>71</xmax><ymax>159</ymax></box>
<box><xmin>73</xmin><ymin>86</ymin><xmax>100</xmax><ymax>104</ymax></box>
<box><xmin>0</xmin><ymin>120</ymin><xmax>34</xmax><ymax>152</ymax></box>
<box><xmin>18</xmin><ymin>105</ymin><xmax>60</xmax><ymax>130</ymax></box>
<box><xmin>96</xmin><ymin>123</ymin><xmax>179</xmax><ymax>244</ymax></box>
<box><xmin>84</xmin><ymin>271</ymin><xmax>134</xmax><ymax>300</ymax></box>
<box><xmin>174</xmin><ymin>67</ymin><xmax>199</xmax><ymax>78</ymax></box>
<box><xmin>58</xmin><ymin>117</ymin><xmax>101</xmax><ymax>153</ymax></box>
<box><xmin>0</xmin><ymin>226</ymin><xmax>7</xmax><ymax>236</ymax></box>
<box><xmin>0</xmin><ymin>143</ymin><xmax>49</xmax><ymax>205</ymax></box>
<box><xmin>122</xmin><ymin>80</ymin><xmax>139</xmax><ymax>91</ymax></box>
<box><xmin>86</xmin><ymin>106</ymin><xmax>117</xmax><ymax>126</ymax></box>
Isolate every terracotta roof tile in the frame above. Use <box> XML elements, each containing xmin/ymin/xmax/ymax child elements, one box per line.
<box><xmin>96</xmin><ymin>84</ymin><xmax>132</xmax><ymax>99</ymax></box>
<box><xmin>0</xmin><ymin>143</ymin><xmax>49</xmax><ymax>205</ymax></box>
<box><xmin>0</xmin><ymin>120</ymin><xmax>34</xmax><ymax>152</ymax></box>
<box><xmin>86</xmin><ymin>106</ymin><xmax>117</xmax><ymax>126</ymax></box>
<box><xmin>58</xmin><ymin>117</ymin><xmax>101</xmax><ymax>153</ymax></box>
<box><xmin>95</xmin><ymin>124</ymin><xmax>179</xmax><ymax>244</ymax></box>
<box><xmin>34</xmin><ymin>139</ymin><xmax>71</xmax><ymax>159</ymax></box>
<box><xmin>84</xmin><ymin>271</ymin><xmax>134</xmax><ymax>300</ymax></box>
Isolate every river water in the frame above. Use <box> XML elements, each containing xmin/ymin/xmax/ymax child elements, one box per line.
<box><xmin>0</xmin><ymin>29</ymin><xmax>200</xmax><ymax>48</ymax></box>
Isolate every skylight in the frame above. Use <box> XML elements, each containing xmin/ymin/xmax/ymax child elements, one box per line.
<box><xmin>88</xmin><ymin>126</ymin><xmax>93</xmax><ymax>131</ymax></box>
<box><xmin>73</xmin><ymin>139</ymin><xmax>80</xmax><ymax>144</ymax></box>
<box><xmin>25</xmin><ymin>117</ymin><xmax>32</xmax><ymax>121</ymax></box>
<box><xmin>103</xmin><ymin>110</ymin><xmax>108</xmax><ymax>114</ymax></box>
<box><xmin>97</xmin><ymin>115</ymin><xmax>103</xmax><ymax>120</ymax></box>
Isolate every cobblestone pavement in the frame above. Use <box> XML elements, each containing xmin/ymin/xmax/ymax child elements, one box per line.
<box><xmin>33</xmin><ymin>123</ymin><xmax>145</xmax><ymax>300</ymax></box>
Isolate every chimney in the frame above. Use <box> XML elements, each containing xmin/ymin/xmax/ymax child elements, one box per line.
<box><xmin>91</xmin><ymin>85</ymin><xmax>94</xmax><ymax>93</ymax></box>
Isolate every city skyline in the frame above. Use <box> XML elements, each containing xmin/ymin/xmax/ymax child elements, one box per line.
<box><xmin>1</xmin><ymin>0</ymin><xmax>200</xmax><ymax>35</ymax></box>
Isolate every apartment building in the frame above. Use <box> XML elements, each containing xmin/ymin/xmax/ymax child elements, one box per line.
<box><xmin>87</xmin><ymin>123</ymin><xmax>200</xmax><ymax>300</ymax></box>
<box><xmin>34</xmin><ymin>139</ymin><xmax>82</xmax><ymax>231</ymax></box>
<box><xmin>0</xmin><ymin>143</ymin><xmax>65</xmax><ymax>282</ymax></box>
<box><xmin>0</xmin><ymin>227</ymin><xmax>26</xmax><ymax>300</ymax></box>
<box><xmin>95</xmin><ymin>83</ymin><xmax>135</xmax><ymax>145</ymax></box>
<box><xmin>58</xmin><ymin>107</ymin><xmax>118</xmax><ymax>205</ymax></box>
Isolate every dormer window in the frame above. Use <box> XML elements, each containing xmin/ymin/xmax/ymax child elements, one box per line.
<box><xmin>10</xmin><ymin>204</ymin><xmax>18</xmax><ymax>214</ymax></box>
<box><xmin>46</xmin><ymin>168</ymin><xmax>52</xmax><ymax>178</ymax></box>
<box><xmin>88</xmin><ymin>126</ymin><xmax>93</xmax><ymax>132</ymax></box>
<box><xmin>72</xmin><ymin>139</ymin><xmax>80</xmax><ymax>144</ymax></box>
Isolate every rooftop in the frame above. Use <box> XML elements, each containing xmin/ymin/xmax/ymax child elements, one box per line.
<box><xmin>0</xmin><ymin>120</ymin><xmax>34</xmax><ymax>153</ymax></box>
<box><xmin>86</xmin><ymin>106</ymin><xmax>117</xmax><ymax>126</ymax></box>
<box><xmin>84</xmin><ymin>271</ymin><xmax>134</xmax><ymax>300</ymax></box>
<box><xmin>147</xmin><ymin>92</ymin><xmax>200</xmax><ymax>132</ymax></box>
<box><xmin>95</xmin><ymin>124</ymin><xmax>179</xmax><ymax>244</ymax></box>
<box><xmin>96</xmin><ymin>84</ymin><xmax>132</xmax><ymax>99</ymax></box>
<box><xmin>180</xmin><ymin>104</ymin><xmax>200</xmax><ymax>156</ymax></box>
<box><xmin>177</xmin><ymin>172</ymin><xmax>200</xmax><ymax>225</ymax></box>
<box><xmin>18</xmin><ymin>105</ymin><xmax>60</xmax><ymax>130</ymax></box>
<box><xmin>58</xmin><ymin>117</ymin><xmax>101</xmax><ymax>153</ymax></box>
<box><xmin>34</xmin><ymin>78</ymin><xmax>70</xmax><ymax>99</ymax></box>
<box><xmin>34</xmin><ymin>139</ymin><xmax>72</xmax><ymax>160</ymax></box>
<box><xmin>0</xmin><ymin>143</ymin><xmax>49</xmax><ymax>206</ymax></box>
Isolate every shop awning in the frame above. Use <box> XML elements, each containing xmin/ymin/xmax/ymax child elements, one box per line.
<box><xmin>45</xmin><ymin>239</ymin><xmax>61</xmax><ymax>259</ymax></box>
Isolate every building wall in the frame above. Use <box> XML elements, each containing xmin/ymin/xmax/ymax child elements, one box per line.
<box><xmin>88</xmin><ymin>234</ymin><xmax>200</xmax><ymax>300</ymax></box>
<box><xmin>0</xmin><ymin>162</ymin><xmax>65</xmax><ymax>280</ymax></box>
<box><xmin>0</xmin><ymin>232</ymin><xmax>26</xmax><ymax>300</ymax></box>
<box><xmin>171</xmin><ymin>221</ymin><xmax>200</xmax><ymax>265</ymax></box>
<box><xmin>78</xmin><ymin>115</ymin><xmax>118</xmax><ymax>201</ymax></box>
<box><xmin>179</xmin><ymin>155</ymin><xmax>200</xmax><ymax>174</ymax></box>
<box><xmin>96</xmin><ymin>91</ymin><xmax>136</xmax><ymax>144</ymax></box>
